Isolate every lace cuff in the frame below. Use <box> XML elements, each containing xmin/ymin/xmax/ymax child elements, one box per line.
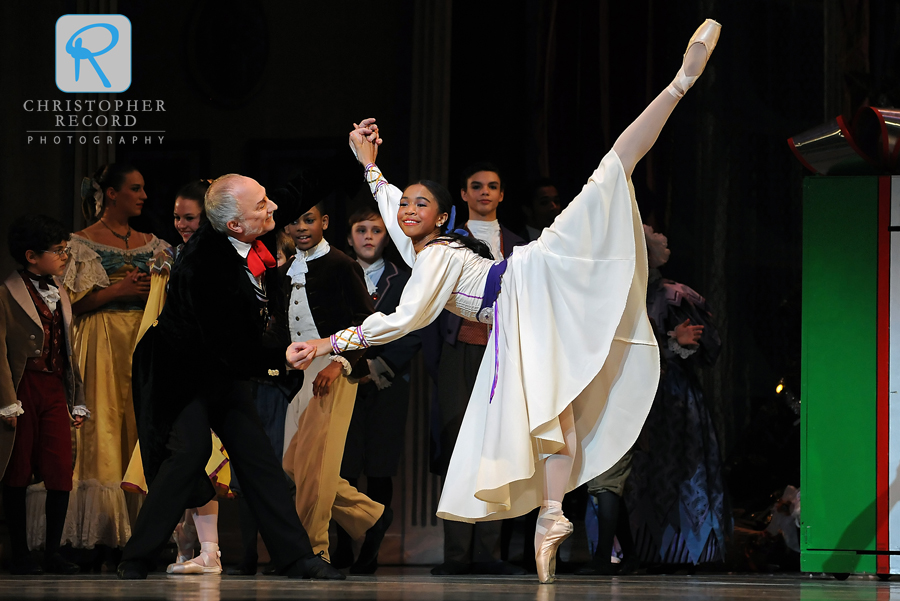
<box><xmin>330</xmin><ymin>355</ymin><xmax>352</xmax><ymax>377</ymax></box>
<box><xmin>331</xmin><ymin>327</ymin><xmax>369</xmax><ymax>354</ymax></box>
<box><xmin>364</xmin><ymin>164</ymin><xmax>389</xmax><ymax>198</ymax></box>
<box><xmin>667</xmin><ymin>333</ymin><xmax>698</xmax><ymax>359</ymax></box>
<box><xmin>71</xmin><ymin>405</ymin><xmax>91</xmax><ymax>419</ymax></box>
<box><xmin>367</xmin><ymin>356</ymin><xmax>395</xmax><ymax>390</ymax></box>
<box><xmin>0</xmin><ymin>401</ymin><xmax>24</xmax><ymax>418</ymax></box>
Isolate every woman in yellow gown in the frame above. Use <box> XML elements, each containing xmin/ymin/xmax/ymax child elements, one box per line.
<box><xmin>121</xmin><ymin>180</ymin><xmax>232</xmax><ymax>575</ymax></box>
<box><xmin>60</xmin><ymin>164</ymin><xmax>170</xmax><ymax>550</ymax></box>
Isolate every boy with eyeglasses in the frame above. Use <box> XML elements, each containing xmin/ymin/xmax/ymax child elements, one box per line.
<box><xmin>0</xmin><ymin>214</ymin><xmax>88</xmax><ymax>575</ymax></box>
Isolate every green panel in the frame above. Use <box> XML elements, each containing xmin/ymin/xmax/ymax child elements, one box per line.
<box><xmin>800</xmin><ymin>550</ymin><xmax>877</xmax><ymax>575</ymax></box>
<box><xmin>801</xmin><ymin>176</ymin><xmax>879</xmax><ymax>553</ymax></box>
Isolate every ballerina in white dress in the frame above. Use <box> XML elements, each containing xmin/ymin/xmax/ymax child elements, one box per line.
<box><xmin>288</xmin><ymin>19</ymin><xmax>721</xmax><ymax>583</ymax></box>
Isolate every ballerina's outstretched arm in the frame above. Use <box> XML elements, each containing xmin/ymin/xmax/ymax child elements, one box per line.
<box><xmin>349</xmin><ymin>120</ymin><xmax>417</xmax><ymax>268</ymax></box>
<box><xmin>286</xmin><ymin>243</ymin><xmax>465</xmax><ymax>369</ymax></box>
<box><xmin>612</xmin><ymin>19</ymin><xmax>720</xmax><ymax>178</ymax></box>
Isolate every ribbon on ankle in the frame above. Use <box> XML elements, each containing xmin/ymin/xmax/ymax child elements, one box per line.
<box><xmin>788</xmin><ymin>107</ymin><xmax>900</xmax><ymax>175</ymax></box>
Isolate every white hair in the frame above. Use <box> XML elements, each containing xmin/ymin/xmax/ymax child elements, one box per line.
<box><xmin>205</xmin><ymin>174</ymin><xmax>244</xmax><ymax>234</ymax></box>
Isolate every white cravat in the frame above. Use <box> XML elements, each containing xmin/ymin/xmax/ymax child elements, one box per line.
<box><xmin>36</xmin><ymin>284</ymin><xmax>61</xmax><ymax>313</ymax></box>
<box><xmin>286</xmin><ymin>238</ymin><xmax>331</xmax><ymax>287</ymax></box>
<box><xmin>25</xmin><ymin>272</ymin><xmax>61</xmax><ymax>313</ymax></box>
<box><xmin>358</xmin><ymin>257</ymin><xmax>385</xmax><ymax>296</ymax></box>
<box><xmin>466</xmin><ymin>219</ymin><xmax>502</xmax><ymax>260</ymax></box>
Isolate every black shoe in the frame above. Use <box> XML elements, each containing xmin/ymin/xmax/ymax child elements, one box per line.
<box><xmin>262</xmin><ymin>564</ymin><xmax>278</xmax><ymax>576</ymax></box>
<box><xmin>471</xmin><ymin>560</ymin><xmax>528</xmax><ymax>576</ymax></box>
<box><xmin>9</xmin><ymin>556</ymin><xmax>43</xmax><ymax>575</ymax></box>
<box><xmin>349</xmin><ymin>559</ymin><xmax>378</xmax><ymax>575</ymax></box>
<box><xmin>43</xmin><ymin>552</ymin><xmax>80</xmax><ymax>575</ymax></box>
<box><xmin>617</xmin><ymin>557</ymin><xmax>639</xmax><ymax>575</ymax></box>
<box><xmin>116</xmin><ymin>559</ymin><xmax>149</xmax><ymax>580</ymax></box>
<box><xmin>431</xmin><ymin>560</ymin><xmax>471</xmax><ymax>575</ymax></box>
<box><xmin>351</xmin><ymin>507</ymin><xmax>393</xmax><ymax>574</ymax></box>
<box><xmin>350</xmin><ymin>557</ymin><xmax>378</xmax><ymax>576</ymax></box>
<box><xmin>285</xmin><ymin>553</ymin><xmax>346</xmax><ymax>580</ymax></box>
<box><xmin>225</xmin><ymin>560</ymin><xmax>258</xmax><ymax>576</ymax></box>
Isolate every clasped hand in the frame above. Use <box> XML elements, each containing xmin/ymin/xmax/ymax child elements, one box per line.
<box><xmin>349</xmin><ymin>117</ymin><xmax>383</xmax><ymax>166</ymax></box>
<box><xmin>286</xmin><ymin>340</ymin><xmax>318</xmax><ymax>371</ymax></box>
<box><xmin>117</xmin><ymin>270</ymin><xmax>151</xmax><ymax>301</ymax></box>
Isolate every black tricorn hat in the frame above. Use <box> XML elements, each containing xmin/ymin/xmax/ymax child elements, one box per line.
<box><xmin>268</xmin><ymin>152</ymin><xmax>363</xmax><ymax>216</ymax></box>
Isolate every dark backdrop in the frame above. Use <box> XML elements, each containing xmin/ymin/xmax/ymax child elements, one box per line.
<box><xmin>0</xmin><ymin>0</ymin><xmax>887</xmax><ymax>507</ymax></box>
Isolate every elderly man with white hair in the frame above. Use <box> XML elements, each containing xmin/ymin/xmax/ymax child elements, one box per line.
<box><xmin>118</xmin><ymin>173</ymin><xmax>343</xmax><ymax>580</ymax></box>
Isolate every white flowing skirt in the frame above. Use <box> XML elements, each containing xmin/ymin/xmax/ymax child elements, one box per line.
<box><xmin>437</xmin><ymin>150</ymin><xmax>660</xmax><ymax>522</ymax></box>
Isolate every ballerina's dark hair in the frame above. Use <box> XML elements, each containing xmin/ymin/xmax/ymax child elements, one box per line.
<box><xmin>414</xmin><ymin>180</ymin><xmax>494</xmax><ymax>260</ymax></box>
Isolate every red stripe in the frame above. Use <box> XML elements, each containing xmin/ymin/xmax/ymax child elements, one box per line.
<box><xmin>786</xmin><ymin>137</ymin><xmax>819</xmax><ymax>173</ymax></box>
<box><xmin>839</xmin><ymin>116</ymin><xmax>882</xmax><ymax>170</ymax></box>
<box><xmin>877</xmin><ymin>176</ymin><xmax>891</xmax><ymax>574</ymax></box>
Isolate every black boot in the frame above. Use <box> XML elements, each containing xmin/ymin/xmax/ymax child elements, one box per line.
<box><xmin>3</xmin><ymin>485</ymin><xmax>41</xmax><ymax>575</ymax></box>
<box><xmin>351</xmin><ymin>507</ymin><xmax>393</xmax><ymax>574</ymax></box>
<box><xmin>43</xmin><ymin>490</ymin><xmax>78</xmax><ymax>574</ymax></box>
<box><xmin>614</xmin><ymin>495</ymin><xmax>638</xmax><ymax>574</ymax></box>
<box><xmin>226</xmin><ymin>496</ymin><xmax>259</xmax><ymax>575</ymax></box>
<box><xmin>332</xmin><ymin>523</ymin><xmax>354</xmax><ymax>570</ymax></box>
<box><xmin>284</xmin><ymin>552</ymin><xmax>346</xmax><ymax>580</ymax></box>
<box><xmin>116</xmin><ymin>559</ymin><xmax>150</xmax><ymax>579</ymax></box>
<box><xmin>576</xmin><ymin>491</ymin><xmax>621</xmax><ymax>575</ymax></box>
<box><xmin>345</xmin><ymin>476</ymin><xmax>393</xmax><ymax>573</ymax></box>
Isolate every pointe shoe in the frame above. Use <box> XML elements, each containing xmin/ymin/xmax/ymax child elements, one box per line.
<box><xmin>668</xmin><ymin>19</ymin><xmax>722</xmax><ymax>99</ymax></box>
<box><xmin>535</xmin><ymin>513</ymin><xmax>573</xmax><ymax>584</ymax></box>
<box><xmin>172</xmin><ymin>521</ymin><xmax>196</xmax><ymax>564</ymax></box>
<box><xmin>166</xmin><ymin>542</ymin><xmax>222</xmax><ymax>575</ymax></box>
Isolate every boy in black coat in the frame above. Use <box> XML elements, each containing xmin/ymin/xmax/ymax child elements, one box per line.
<box><xmin>274</xmin><ymin>186</ymin><xmax>391</xmax><ymax>572</ymax></box>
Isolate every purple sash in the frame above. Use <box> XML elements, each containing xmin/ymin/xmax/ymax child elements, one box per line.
<box><xmin>477</xmin><ymin>260</ymin><xmax>507</xmax><ymax>402</ymax></box>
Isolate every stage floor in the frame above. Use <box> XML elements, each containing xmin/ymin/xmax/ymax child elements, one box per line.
<box><xmin>0</xmin><ymin>569</ymin><xmax>897</xmax><ymax>600</ymax></box>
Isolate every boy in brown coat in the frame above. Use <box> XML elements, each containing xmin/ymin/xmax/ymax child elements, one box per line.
<box><xmin>0</xmin><ymin>215</ymin><xmax>87</xmax><ymax>575</ymax></box>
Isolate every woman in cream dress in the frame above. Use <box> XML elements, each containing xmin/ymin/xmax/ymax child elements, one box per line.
<box><xmin>60</xmin><ymin>164</ymin><xmax>169</xmax><ymax>551</ymax></box>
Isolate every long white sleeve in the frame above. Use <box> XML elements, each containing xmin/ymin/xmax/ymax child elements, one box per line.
<box><xmin>366</xmin><ymin>165</ymin><xmax>416</xmax><ymax>268</ymax></box>
<box><xmin>331</xmin><ymin>244</ymin><xmax>463</xmax><ymax>351</ymax></box>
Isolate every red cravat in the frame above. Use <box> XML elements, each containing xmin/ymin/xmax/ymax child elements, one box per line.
<box><xmin>247</xmin><ymin>240</ymin><xmax>277</xmax><ymax>277</ymax></box>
